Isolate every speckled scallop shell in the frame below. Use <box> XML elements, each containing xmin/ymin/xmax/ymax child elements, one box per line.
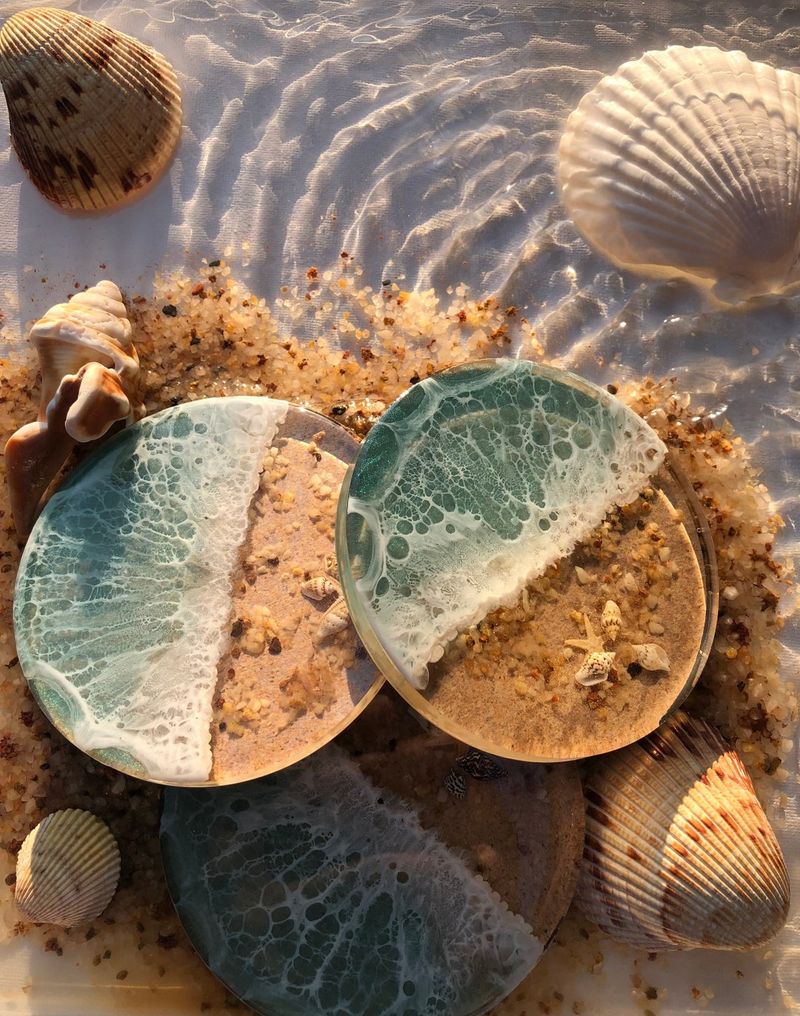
<box><xmin>0</xmin><ymin>7</ymin><xmax>182</xmax><ymax>211</ymax></box>
<box><xmin>15</xmin><ymin>809</ymin><xmax>121</xmax><ymax>926</ymax></box>
<box><xmin>559</xmin><ymin>46</ymin><xmax>800</xmax><ymax>304</ymax></box>
<box><xmin>578</xmin><ymin>710</ymin><xmax>790</xmax><ymax>950</ymax></box>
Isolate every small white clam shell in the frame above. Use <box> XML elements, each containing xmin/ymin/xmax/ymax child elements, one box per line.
<box><xmin>600</xmin><ymin>600</ymin><xmax>622</xmax><ymax>644</ymax></box>
<box><xmin>631</xmin><ymin>643</ymin><xmax>671</xmax><ymax>672</ymax></box>
<box><xmin>301</xmin><ymin>576</ymin><xmax>340</xmax><ymax>601</ymax></box>
<box><xmin>559</xmin><ymin>46</ymin><xmax>800</xmax><ymax>304</ymax></box>
<box><xmin>578</xmin><ymin>711</ymin><xmax>790</xmax><ymax>950</ymax></box>
<box><xmin>0</xmin><ymin>7</ymin><xmax>182</xmax><ymax>212</ymax></box>
<box><xmin>575</xmin><ymin>651</ymin><xmax>615</xmax><ymax>687</ymax></box>
<box><xmin>15</xmin><ymin>809</ymin><xmax>120</xmax><ymax>927</ymax></box>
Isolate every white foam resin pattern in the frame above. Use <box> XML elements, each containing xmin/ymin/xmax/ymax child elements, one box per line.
<box><xmin>14</xmin><ymin>396</ymin><xmax>288</xmax><ymax>783</ymax></box>
<box><xmin>160</xmin><ymin>746</ymin><xmax>541</xmax><ymax>1015</ymax></box>
<box><xmin>345</xmin><ymin>361</ymin><xmax>665</xmax><ymax>687</ymax></box>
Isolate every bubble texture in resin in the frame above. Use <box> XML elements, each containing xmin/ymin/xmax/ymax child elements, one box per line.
<box><xmin>345</xmin><ymin>360</ymin><xmax>666</xmax><ymax>687</ymax></box>
<box><xmin>13</xmin><ymin>397</ymin><xmax>288</xmax><ymax>783</ymax></box>
<box><xmin>160</xmin><ymin>747</ymin><xmax>541</xmax><ymax>1016</ymax></box>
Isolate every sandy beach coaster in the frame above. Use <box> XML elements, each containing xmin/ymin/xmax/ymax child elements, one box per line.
<box><xmin>338</xmin><ymin>359</ymin><xmax>718</xmax><ymax>761</ymax></box>
<box><xmin>13</xmin><ymin>396</ymin><xmax>381</xmax><ymax>786</ymax></box>
<box><xmin>160</xmin><ymin>686</ymin><xmax>584</xmax><ymax>1016</ymax></box>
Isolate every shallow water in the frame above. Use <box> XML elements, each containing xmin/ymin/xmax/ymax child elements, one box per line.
<box><xmin>0</xmin><ymin>0</ymin><xmax>798</xmax><ymax>1013</ymax></box>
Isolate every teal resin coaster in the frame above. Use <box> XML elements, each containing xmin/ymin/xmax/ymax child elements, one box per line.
<box><xmin>338</xmin><ymin>359</ymin><xmax>667</xmax><ymax>693</ymax></box>
<box><xmin>160</xmin><ymin>689</ymin><xmax>584</xmax><ymax>1016</ymax></box>
<box><xmin>14</xmin><ymin>396</ymin><xmax>379</xmax><ymax>786</ymax></box>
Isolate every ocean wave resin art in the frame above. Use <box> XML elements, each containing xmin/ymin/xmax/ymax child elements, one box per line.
<box><xmin>340</xmin><ymin>360</ymin><xmax>666</xmax><ymax>689</ymax></box>
<box><xmin>161</xmin><ymin>744</ymin><xmax>545</xmax><ymax>1016</ymax></box>
<box><xmin>14</xmin><ymin>397</ymin><xmax>288</xmax><ymax>784</ymax></box>
<box><xmin>559</xmin><ymin>46</ymin><xmax>800</xmax><ymax>304</ymax></box>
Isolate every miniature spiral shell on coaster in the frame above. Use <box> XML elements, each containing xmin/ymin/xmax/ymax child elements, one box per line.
<box><xmin>631</xmin><ymin>643</ymin><xmax>671</xmax><ymax>672</ymax></box>
<box><xmin>301</xmin><ymin>576</ymin><xmax>340</xmax><ymax>602</ymax></box>
<box><xmin>575</xmin><ymin>651</ymin><xmax>615</xmax><ymax>687</ymax></box>
<box><xmin>0</xmin><ymin>7</ymin><xmax>182</xmax><ymax>212</ymax></box>
<box><xmin>15</xmin><ymin>809</ymin><xmax>121</xmax><ymax>926</ymax></box>
<box><xmin>4</xmin><ymin>280</ymin><xmax>141</xmax><ymax>538</ymax></box>
<box><xmin>578</xmin><ymin>710</ymin><xmax>790</xmax><ymax>950</ymax></box>
<box><xmin>559</xmin><ymin>46</ymin><xmax>800</xmax><ymax>304</ymax></box>
<box><xmin>600</xmin><ymin>600</ymin><xmax>622</xmax><ymax>644</ymax></box>
<box><xmin>315</xmin><ymin>597</ymin><xmax>351</xmax><ymax>644</ymax></box>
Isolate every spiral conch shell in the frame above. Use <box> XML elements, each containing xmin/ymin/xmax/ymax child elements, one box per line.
<box><xmin>15</xmin><ymin>810</ymin><xmax>120</xmax><ymax>926</ymax></box>
<box><xmin>315</xmin><ymin>597</ymin><xmax>351</xmax><ymax>644</ymax></box>
<box><xmin>559</xmin><ymin>46</ymin><xmax>800</xmax><ymax>304</ymax></box>
<box><xmin>578</xmin><ymin>710</ymin><xmax>790</xmax><ymax>950</ymax></box>
<box><xmin>31</xmin><ymin>280</ymin><xmax>141</xmax><ymax>418</ymax></box>
<box><xmin>0</xmin><ymin>7</ymin><xmax>182</xmax><ymax>212</ymax></box>
<box><xmin>4</xmin><ymin>280</ymin><xmax>141</xmax><ymax>538</ymax></box>
<box><xmin>600</xmin><ymin>600</ymin><xmax>622</xmax><ymax>644</ymax></box>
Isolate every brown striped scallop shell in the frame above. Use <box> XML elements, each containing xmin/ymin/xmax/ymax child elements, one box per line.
<box><xmin>0</xmin><ymin>7</ymin><xmax>181</xmax><ymax>211</ymax></box>
<box><xmin>577</xmin><ymin>710</ymin><xmax>790</xmax><ymax>950</ymax></box>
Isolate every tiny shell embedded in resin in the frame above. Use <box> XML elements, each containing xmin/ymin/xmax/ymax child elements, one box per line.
<box><xmin>631</xmin><ymin>642</ymin><xmax>671</xmax><ymax>672</ymax></box>
<box><xmin>600</xmin><ymin>600</ymin><xmax>622</xmax><ymax>643</ymax></box>
<box><xmin>559</xmin><ymin>46</ymin><xmax>800</xmax><ymax>304</ymax></box>
<box><xmin>0</xmin><ymin>7</ymin><xmax>182</xmax><ymax>212</ymax></box>
<box><xmin>301</xmin><ymin>575</ymin><xmax>340</xmax><ymax>601</ymax></box>
<box><xmin>578</xmin><ymin>710</ymin><xmax>790</xmax><ymax>950</ymax></box>
<box><xmin>15</xmin><ymin>809</ymin><xmax>120</xmax><ymax>927</ymax></box>
<box><xmin>574</xmin><ymin>651</ymin><xmax>615</xmax><ymax>687</ymax></box>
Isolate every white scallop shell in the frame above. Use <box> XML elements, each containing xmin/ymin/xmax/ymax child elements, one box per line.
<box><xmin>0</xmin><ymin>7</ymin><xmax>182</xmax><ymax>212</ymax></box>
<box><xmin>559</xmin><ymin>46</ymin><xmax>800</xmax><ymax>304</ymax></box>
<box><xmin>15</xmin><ymin>809</ymin><xmax>121</xmax><ymax>927</ymax></box>
<box><xmin>578</xmin><ymin>710</ymin><xmax>790</xmax><ymax>950</ymax></box>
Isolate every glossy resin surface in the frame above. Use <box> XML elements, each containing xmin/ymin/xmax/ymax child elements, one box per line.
<box><xmin>342</xmin><ymin>360</ymin><xmax>666</xmax><ymax>688</ymax></box>
<box><xmin>14</xmin><ymin>397</ymin><xmax>288</xmax><ymax>783</ymax></box>
<box><xmin>161</xmin><ymin>745</ymin><xmax>542</xmax><ymax>1016</ymax></box>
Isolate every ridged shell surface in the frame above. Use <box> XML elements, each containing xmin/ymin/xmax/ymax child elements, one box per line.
<box><xmin>30</xmin><ymin>279</ymin><xmax>140</xmax><ymax>414</ymax></box>
<box><xmin>15</xmin><ymin>809</ymin><xmax>120</xmax><ymax>926</ymax></box>
<box><xmin>558</xmin><ymin>46</ymin><xmax>800</xmax><ymax>304</ymax></box>
<box><xmin>0</xmin><ymin>7</ymin><xmax>182</xmax><ymax>211</ymax></box>
<box><xmin>578</xmin><ymin>710</ymin><xmax>790</xmax><ymax>950</ymax></box>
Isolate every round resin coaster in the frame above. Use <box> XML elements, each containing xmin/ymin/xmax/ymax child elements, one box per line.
<box><xmin>14</xmin><ymin>396</ymin><xmax>381</xmax><ymax>786</ymax></box>
<box><xmin>160</xmin><ymin>687</ymin><xmax>584</xmax><ymax>1016</ymax></box>
<box><xmin>337</xmin><ymin>360</ymin><xmax>718</xmax><ymax>761</ymax></box>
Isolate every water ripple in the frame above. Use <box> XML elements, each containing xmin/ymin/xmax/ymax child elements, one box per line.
<box><xmin>0</xmin><ymin>1</ymin><xmax>798</xmax><ymax>1012</ymax></box>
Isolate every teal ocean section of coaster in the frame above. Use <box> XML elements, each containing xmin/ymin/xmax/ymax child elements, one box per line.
<box><xmin>160</xmin><ymin>746</ymin><xmax>541</xmax><ymax>1016</ymax></box>
<box><xmin>13</xmin><ymin>396</ymin><xmax>288</xmax><ymax>784</ymax></box>
<box><xmin>344</xmin><ymin>360</ymin><xmax>666</xmax><ymax>688</ymax></box>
